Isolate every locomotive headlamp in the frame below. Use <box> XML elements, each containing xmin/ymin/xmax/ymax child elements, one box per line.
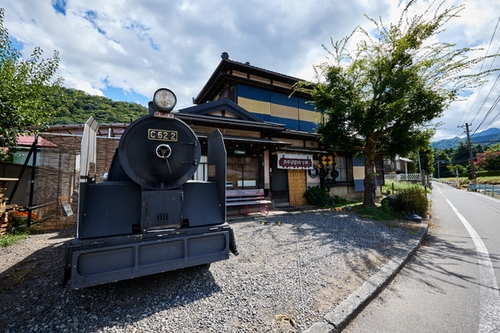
<box><xmin>153</xmin><ymin>88</ymin><xmax>177</xmax><ymax>112</ymax></box>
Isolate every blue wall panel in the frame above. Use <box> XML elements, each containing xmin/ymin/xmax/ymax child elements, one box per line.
<box><xmin>299</xmin><ymin>98</ymin><xmax>315</xmax><ymax>111</ymax></box>
<box><xmin>237</xmin><ymin>84</ymin><xmax>316</xmax><ymax>132</ymax></box>
<box><xmin>254</xmin><ymin>114</ymin><xmax>272</xmax><ymax>122</ymax></box>
<box><xmin>352</xmin><ymin>155</ymin><xmax>365</xmax><ymax>166</ymax></box>
<box><xmin>271</xmin><ymin>91</ymin><xmax>298</xmax><ymax>108</ymax></box>
<box><xmin>270</xmin><ymin>116</ymin><xmax>299</xmax><ymax>130</ymax></box>
<box><xmin>299</xmin><ymin>121</ymin><xmax>317</xmax><ymax>132</ymax></box>
<box><xmin>238</xmin><ymin>85</ymin><xmax>270</xmax><ymax>103</ymax></box>
<box><xmin>354</xmin><ymin>180</ymin><xmax>364</xmax><ymax>192</ymax></box>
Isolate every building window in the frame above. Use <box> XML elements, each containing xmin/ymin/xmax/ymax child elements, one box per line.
<box><xmin>227</xmin><ymin>156</ymin><xmax>259</xmax><ymax>189</ymax></box>
<box><xmin>335</xmin><ymin>155</ymin><xmax>353</xmax><ymax>182</ymax></box>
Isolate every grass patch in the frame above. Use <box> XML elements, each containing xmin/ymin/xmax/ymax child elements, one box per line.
<box><xmin>438</xmin><ymin>171</ymin><xmax>500</xmax><ymax>186</ymax></box>
<box><xmin>0</xmin><ymin>229</ymin><xmax>31</xmax><ymax>247</ymax></box>
<box><xmin>382</xmin><ymin>180</ymin><xmax>431</xmax><ymax>195</ymax></box>
<box><xmin>350</xmin><ymin>203</ymin><xmax>401</xmax><ymax>221</ymax></box>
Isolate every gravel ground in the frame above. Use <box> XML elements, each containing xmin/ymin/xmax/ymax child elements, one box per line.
<box><xmin>0</xmin><ymin>210</ymin><xmax>418</xmax><ymax>333</ymax></box>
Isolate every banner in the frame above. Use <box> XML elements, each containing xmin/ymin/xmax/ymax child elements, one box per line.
<box><xmin>277</xmin><ymin>153</ymin><xmax>313</xmax><ymax>170</ymax></box>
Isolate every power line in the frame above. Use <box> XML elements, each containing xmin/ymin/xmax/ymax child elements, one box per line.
<box><xmin>470</xmin><ymin>73</ymin><xmax>500</xmax><ymax>136</ymax></box>
<box><xmin>467</xmin><ymin>17</ymin><xmax>500</xmax><ymax>126</ymax></box>
<box><xmin>473</xmin><ymin>92</ymin><xmax>500</xmax><ymax>136</ymax></box>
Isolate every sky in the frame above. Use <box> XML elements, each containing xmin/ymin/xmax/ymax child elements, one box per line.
<box><xmin>1</xmin><ymin>0</ymin><xmax>499</xmax><ymax>142</ymax></box>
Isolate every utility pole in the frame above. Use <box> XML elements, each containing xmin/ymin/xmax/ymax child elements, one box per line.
<box><xmin>465</xmin><ymin>123</ymin><xmax>476</xmax><ymax>181</ymax></box>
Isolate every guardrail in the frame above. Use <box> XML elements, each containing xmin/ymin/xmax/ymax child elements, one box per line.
<box><xmin>467</xmin><ymin>183</ymin><xmax>500</xmax><ymax>198</ymax></box>
<box><xmin>431</xmin><ymin>178</ymin><xmax>459</xmax><ymax>188</ymax></box>
<box><xmin>385</xmin><ymin>173</ymin><xmax>422</xmax><ymax>182</ymax></box>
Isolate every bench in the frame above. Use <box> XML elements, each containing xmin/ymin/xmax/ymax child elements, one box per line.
<box><xmin>226</xmin><ymin>189</ymin><xmax>272</xmax><ymax>216</ymax></box>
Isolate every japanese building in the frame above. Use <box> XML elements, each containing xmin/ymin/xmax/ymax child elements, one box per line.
<box><xmin>174</xmin><ymin>53</ymin><xmax>383</xmax><ymax>206</ymax></box>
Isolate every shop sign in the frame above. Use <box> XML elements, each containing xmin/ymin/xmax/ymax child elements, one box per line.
<box><xmin>234</xmin><ymin>149</ymin><xmax>246</xmax><ymax>155</ymax></box>
<box><xmin>277</xmin><ymin>154</ymin><xmax>313</xmax><ymax>170</ymax></box>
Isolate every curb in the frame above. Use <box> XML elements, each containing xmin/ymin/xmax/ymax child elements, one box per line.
<box><xmin>304</xmin><ymin>221</ymin><xmax>429</xmax><ymax>333</ymax></box>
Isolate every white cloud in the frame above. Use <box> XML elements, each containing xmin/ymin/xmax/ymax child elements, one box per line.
<box><xmin>1</xmin><ymin>0</ymin><xmax>499</xmax><ymax>141</ymax></box>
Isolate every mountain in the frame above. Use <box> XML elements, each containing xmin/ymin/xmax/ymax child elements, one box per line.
<box><xmin>432</xmin><ymin>136</ymin><xmax>463</xmax><ymax>149</ymax></box>
<box><xmin>432</xmin><ymin>127</ymin><xmax>500</xmax><ymax>149</ymax></box>
<box><xmin>47</xmin><ymin>86</ymin><xmax>148</xmax><ymax>125</ymax></box>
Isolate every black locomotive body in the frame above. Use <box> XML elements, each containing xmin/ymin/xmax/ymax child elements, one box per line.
<box><xmin>63</xmin><ymin>88</ymin><xmax>237</xmax><ymax>289</ymax></box>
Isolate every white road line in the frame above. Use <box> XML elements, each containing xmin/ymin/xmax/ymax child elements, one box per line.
<box><xmin>441</xmin><ymin>191</ymin><xmax>500</xmax><ymax>332</ymax></box>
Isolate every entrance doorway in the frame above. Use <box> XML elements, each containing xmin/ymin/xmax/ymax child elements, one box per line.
<box><xmin>270</xmin><ymin>155</ymin><xmax>288</xmax><ymax>205</ymax></box>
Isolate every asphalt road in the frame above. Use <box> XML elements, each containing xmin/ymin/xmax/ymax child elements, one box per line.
<box><xmin>343</xmin><ymin>181</ymin><xmax>500</xmax><ymax>333</ymax></box>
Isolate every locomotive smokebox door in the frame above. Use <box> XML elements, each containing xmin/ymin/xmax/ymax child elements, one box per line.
<box><xmin>141</xmin><ymin>190</ymin><xmax>182</xmax><ymax>231</ymax></box>
<box><xmin>117</xmin><ymin>116</ymin><xmax>201</xmax><ymax>190</ymax></box>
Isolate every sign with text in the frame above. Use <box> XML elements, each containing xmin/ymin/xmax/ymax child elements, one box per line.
<box><xmin>277</xmin><ymin>154</ymin><xmax>313</xmax><ymax>170</ymax></box>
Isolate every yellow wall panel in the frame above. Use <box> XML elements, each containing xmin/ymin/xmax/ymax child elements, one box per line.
<box><xmin>353</xmin><ymin>166</ymin><xmax>364</xmax><ymax>180</ymax></box>
<box><xmin>271</xmin><ymin>103</ymin><xmax>298</xmax><ymax>120</ymax></box>
<box><xmin>299</xmin><ymin>109</ymin><xmax>319</xmax><ymax>123</ymax></box>
<box><xmin>238</xmin><ymin>97</ymin><xmax>271</xmax><ymax>115</ymax></box>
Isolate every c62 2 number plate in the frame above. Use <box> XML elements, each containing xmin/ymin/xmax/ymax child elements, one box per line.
<box><xmin>148</xmin><ymin>129</ymin><xmax>178</xmax><ymax>142</ymax></box>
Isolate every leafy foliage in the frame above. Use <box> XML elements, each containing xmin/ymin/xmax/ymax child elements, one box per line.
<box><xmin>451</xmin><ymin>141</ymin><xmax>471</xmax><ymax>166</ymax></box>
<box><xmin>382</xmin><ymin>180</ymin><xmax>430</xmax><ymax>196</ymax></box>
<box><xmin>405</xmin><ymin>141</ymin><xmax>435</xmax><ymax>176</ymax></box>
<box><xmin>0</xmin><ymin>212</ymin><xmax>31</xmax><ymax>247</ymax></box>
<box><xmin>304</xmin><ymin>186</ymin><xmax>330</xmax><ymax>207</ymax></box>
<box><xmin>47</xmin><ymin>86</ymin><xmax>148</xmax><ymax>124</ymax></box>
<box><xmin>0</xmin><ymin>229</ymin><xmax>30</xmax><ymax>247</ymax></box>
<box><xmin>332</xmin><ymin>194</ymin><xmax>348</xmax><ymax>207</ymax></box>
<box><xmin>434</xmin><ymin>143</ymin><xmax>484</xmax><ymax>178</ymax></box>
<box><xmin>381</xmin><ymin>184</ymin><xmax>429</xmax><ymax>217</ymax></box>
<box><xmin>295</xmin><ymin>0</ymin><xmax>499</xmax><ymax>207</ymax></box>
<box><xmin>0</xmin><ymin>8</ymin><xmax>62</xmax><ymax>161</ymax></box>
<box><xmin>395</xmin><ymin>186</ymin><xmax>429</xmax><ymax>217</ymax></box>
<box><xmin>434</xmin><ymin>148</ymin><xmax>453</xmax><ymax>177</ymax></box>
<box><xmin>353</xmin><ymin>204</ymin><xmax>400</xmax><ymax>221</ymax></box>
<box><xmin>475</xmin><ymin>145</ymin><xmax>500</xmax><ymax>171</ymax></box>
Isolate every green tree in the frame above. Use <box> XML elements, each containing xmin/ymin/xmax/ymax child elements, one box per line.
<box><xmin>295</xmin><ymin>0</ymin><xmax>498</xmax><ymax>207</ymax></box>
<box><xmin>47</xmin><ymin>86</ymin><xmax>147</xmax><ymax>125</ymax></box>
<box><xmin>434</xmin><ymin>149</ymin><xmax>453</xmax><ymax>178</ymax></box>
<box><xmin>451</xmin><ymin>141</ymin><xmax>470</xmax><ymax>166</ymax></box>
<box><xmin>475</xmin><ymin>144</ymin><xmax>500</xmax><ymax>171</ymax></box>
<box><xmin>449</xmin><ymin>142</ymin><xmax>483</xmax><ymax>177</ymax></box>
<box><xmin>406</xmin><ymin>142</ymin><xmax>435</xmax><ymax>178</ymax></box>
<box><xmin>0</xmin><ymin>8</ymin><xmax>62</xmax><ymax>161</ymax></box>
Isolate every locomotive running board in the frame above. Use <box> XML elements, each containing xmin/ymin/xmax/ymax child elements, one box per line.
<box><xmin>68</xmin><ymin>230</ymin><xmax>230</xmax><ymax>289</ymax></box>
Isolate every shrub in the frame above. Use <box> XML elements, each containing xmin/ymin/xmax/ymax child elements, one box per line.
<box><xmin>332</xmin><ymin>195</ymin><xmax>348</xmax><ymax>206</ymax></box>
<box><xmin>381</xmin><ymin>196</ymin><xmax>399</xmax><ymax>214</ymax></box>
<box><xmin>304</xmin><ymin>186</ymin><xmax>330</xmax><ymax>207</ymax></box>
<box><xmin>396</xmin><ymin>185</ymin><xmax>429</xmax><ymax>217</ymax></box>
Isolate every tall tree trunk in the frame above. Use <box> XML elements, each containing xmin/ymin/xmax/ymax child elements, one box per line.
<box><xmin>363</xmin><ymin>139</ymin><xmax>377</xmax><ymax>208</ymax></box>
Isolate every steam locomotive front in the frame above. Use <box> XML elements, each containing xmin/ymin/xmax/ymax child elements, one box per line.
<box><xmin>116</xmin><ymin>88</ymin><xmax>200</xmax><ymax>190</ymax></box>
<box><xmin>64</xmin><ymin>88</ymin><xmax>236</xmax><ymax>289</ymax></box>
